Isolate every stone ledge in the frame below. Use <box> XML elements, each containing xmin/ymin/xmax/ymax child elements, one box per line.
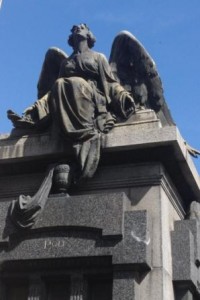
<box><xmin>0</xmin><ymin>110</ymin><xmax>161</xmax><ymax>162</ymax></box>
<box><xmin>0</xmin><ymin>124</ymin><xmax>197</xmax><ymax>182</ymax></box>
<box><xmin>0</xmin><ymin>114</ymin><xmax>200</xmax><ymax>204</ymax></box>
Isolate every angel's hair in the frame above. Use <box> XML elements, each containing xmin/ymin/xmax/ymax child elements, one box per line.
<box><xmin>68</xmin><ymin>24</ymin><xmax>96</xmax><ymax>49</ymax></box>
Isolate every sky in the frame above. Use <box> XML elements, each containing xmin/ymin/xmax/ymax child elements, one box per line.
<box><xmin>0</xmin><ymin>0</ymin><xmax>200</xmax><ymax>172</ymax></box>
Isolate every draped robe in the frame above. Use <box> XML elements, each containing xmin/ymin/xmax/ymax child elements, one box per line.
<box><xmin>34</xmin><ymin>49</ymin><xmax>134</xmax><ymax>178</ymax></box>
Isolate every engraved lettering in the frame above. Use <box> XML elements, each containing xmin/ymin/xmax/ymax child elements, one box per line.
<box><xmin>44</xmin><ymin>239</ymin><xmax>65</xmax><ymax>249</ymax></box>
<box><xmin>44</xmin><ymin>240</ymin><xmax>52</xmax><ymax>249</ymax></box>
<box><xmin>58</xmin><ymin>240</ymin><xmax>65</xmax><ymax>247</ymax></box>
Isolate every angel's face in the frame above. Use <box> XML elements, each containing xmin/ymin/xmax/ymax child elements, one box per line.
<box><xmin>71</xmin><ymin>24</ymin><xmax>89</xmax><ymax>40</ymax></box>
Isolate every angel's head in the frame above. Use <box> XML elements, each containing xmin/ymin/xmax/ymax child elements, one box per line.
<box><xmin>68</xmin><ymin>24</ymin><xmax>96</xmax><ymax>49</ymax></box>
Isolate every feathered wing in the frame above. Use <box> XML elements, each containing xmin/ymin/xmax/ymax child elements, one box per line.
<box><xmin>37</xmin><ymin>47</ymin><xmax>68</xmax><ymax>98</ymax></box>
<box><xmin>109</xmin><ymin>31</ymin><xmax>174</xmax><ymax>126</ymax></box>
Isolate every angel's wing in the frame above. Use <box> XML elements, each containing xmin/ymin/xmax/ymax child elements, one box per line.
<box><xmin>109</xmin><ymin>31</ymin><xmax>174</xmax><ymax>126</ymax></box>
<box><xmin>37</xmin><ymin>47</ymin><xmax>68</xmax><ymax>98</ymax></box>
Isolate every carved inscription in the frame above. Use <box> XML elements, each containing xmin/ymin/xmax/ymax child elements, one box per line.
<box><xmin>44</xmin><ymin>239</ymin><xmax>65</xmax><ymax>249</ymax></box>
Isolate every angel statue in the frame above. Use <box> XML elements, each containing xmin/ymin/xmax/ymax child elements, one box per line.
<box><xmin>7</xmin><ymin>24</ymin><xmax>173</xmax><ymax>180</ymax></box>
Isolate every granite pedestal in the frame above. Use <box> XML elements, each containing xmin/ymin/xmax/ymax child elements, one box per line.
<box><xmin>0</xmin><ymin>110</ymin><xmax>200</xmax><ymax>299</ymax></box>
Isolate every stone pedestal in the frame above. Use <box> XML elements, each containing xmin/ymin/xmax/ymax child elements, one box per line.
<box><xmin>0</xmin><ymin>111</ymin><xmax>200</xmax><ymax>299</ymax></box>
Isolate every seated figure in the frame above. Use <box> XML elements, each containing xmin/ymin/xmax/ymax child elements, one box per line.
<box><xmin>8</xmin><ymin>24</ymin><xmax>135</xmax><ymax>179</ymax></box>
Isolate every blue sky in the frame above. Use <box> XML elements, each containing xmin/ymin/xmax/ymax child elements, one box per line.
<box><xmin>0</xmin><ymin>0</ymin><xmax>200</xmax><ymax>171</ymax></box>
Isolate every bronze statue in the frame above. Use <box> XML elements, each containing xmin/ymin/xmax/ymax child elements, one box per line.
<box><xmin>8</xmin><ymin>24</ymin><xmax>175</xmax><ymax>229</ymax></box>
<box><xmin>7</xmin><ymin>24</ymin><xmax>173</xmax><ymax>180</ymax></box>
<box><xmin>8</xmin><ymin>24</ymin><xmax>137</xmax><ymax>179</ymax></box>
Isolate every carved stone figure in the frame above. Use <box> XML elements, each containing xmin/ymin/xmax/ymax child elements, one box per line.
<box><xmin>8</xmin><ymin>24</ymin><xmax>174</xmax><ymax>228</ymax></box>
<box><xmin>8</xmin><ymin>25</ymin><xmax>174</xmax><ymax>129</ymax></box>
<box><xmin>8</xmin><ymin>24</ymin><xmax>175</xmax><ymax>179</ymax></box>
<box><xmin>8</xmin><ymin>24</ymin><xmax>136</xmax><ymax>180</ymax></box>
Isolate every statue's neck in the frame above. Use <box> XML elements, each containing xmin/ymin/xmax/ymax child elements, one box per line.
<box><xmin>73</xmin><ymin>39</ymin><xmax>89</xmax><ymax>53</ymax></box>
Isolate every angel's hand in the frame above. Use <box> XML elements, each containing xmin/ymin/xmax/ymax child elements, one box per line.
<box><xmin>23</xmin><ymin>105</ymin><xmax>35</xmax><ymax>115</ymax></box>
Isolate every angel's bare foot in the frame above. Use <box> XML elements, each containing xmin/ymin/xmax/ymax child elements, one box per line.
<box><xmin>7</xmin><ymin>109</ymin><xmax>34</xmax><ymax>129</ymax></box>
<box><xmin>7</xmin><ymin>110</ymin><xmax>22</xmax><ymax>122</ymax></box>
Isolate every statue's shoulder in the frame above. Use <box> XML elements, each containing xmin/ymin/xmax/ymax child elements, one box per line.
<box><xmin>90</xmin><ymin>50</ymin><xmax>107</xmax><ymax>62</ymax></box>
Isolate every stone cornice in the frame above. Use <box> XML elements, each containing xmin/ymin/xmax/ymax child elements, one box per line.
<box><xmin>0</xmin><ymin>114</ymin><xmax>199</xmax><ymax>206</ymax></box>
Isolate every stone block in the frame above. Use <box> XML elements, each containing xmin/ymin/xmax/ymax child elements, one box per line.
<box><xmin>113</xmin><ymin>271</ymin><xmax>136</xmax><ymax>300</ymax></box>
<box><xmin>34</xmin><ymin>192</ymin><xmax>129</xmax><ymax>237</ymax></box>
<box><xmin>0</xmin><ymin>191</ymin><xmax>151</xmax><ymax>272</ymax></box>
<box><xmin>172</xmin><ymin>221</ymin><xmax>196</xmax><ymax>283</ymax></box>
<box><xmin>172</xmin><ymin>219</ymin><xmax>200</xmax><ymax>296</ymax></box>
<box><xmin>113</xmin><ymin>210</ymin><xmax>151</xmax><ymax>268</ymax></box>
<box><xmin>0</xmin><ymin>192</ymin><xmax>129</xmax><ymax>243</ymax></box>
<box><xmin>175</xmin><ymin>220</ymin><xmax>200</xmax><ymax>267</ymax></box>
